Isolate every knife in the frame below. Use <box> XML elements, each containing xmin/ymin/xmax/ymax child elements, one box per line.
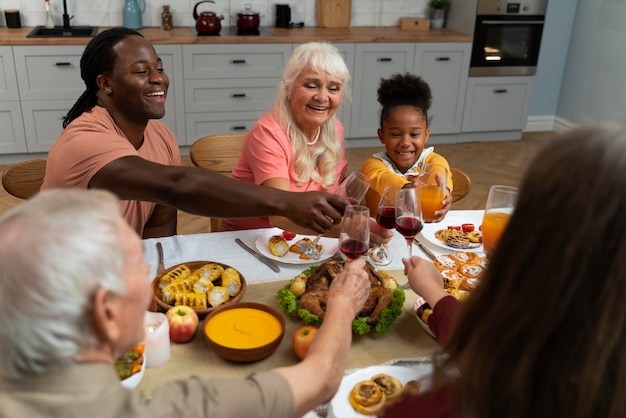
<box><xmin>156</xmin><ymin>242</ymin><xmax>166</xmax><ymax>275</ymax></box>
<box><xmin>235</xmin><ymin>238</ymin><xmax>281</xmax><ymax>272</ymax></box>
<box><xmin>415</xmin><ymin>239</ymin><xmax>438</xmax><ymax>261</ymax></box>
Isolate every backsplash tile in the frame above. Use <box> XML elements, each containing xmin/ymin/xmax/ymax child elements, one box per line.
<box><xmin>1</xmin><ymin>0</ymin><xmax>428</xmax><ymax>29</ymax></box>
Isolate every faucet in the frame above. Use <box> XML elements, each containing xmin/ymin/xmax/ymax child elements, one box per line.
<box><xmin>62</xmin><ymin>0</ymin><xmax>73</xmax><ymax>30</ymax></box>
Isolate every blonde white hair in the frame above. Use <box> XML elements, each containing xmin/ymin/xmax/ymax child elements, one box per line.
<box><xmin>274</xmin><ymin>42</ymin><xmax>350</xmax><ymax>189</ymax></box>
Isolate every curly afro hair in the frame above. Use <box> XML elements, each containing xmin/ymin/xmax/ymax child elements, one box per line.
<box><xmin>377</xmin><ymin>73</ymin><xmax>432</xmax><ymax>128</ymax></box>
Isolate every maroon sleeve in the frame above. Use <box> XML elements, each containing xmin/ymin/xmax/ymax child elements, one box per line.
<box><xmin>428</xmin><ymin>296</ymin><xmax>462</xmax><ymax>346</ymax></box>
<box><xmin>380</xmin><ymin>383</ymin><xmax>456</xmax><ymax>418</ymax></box>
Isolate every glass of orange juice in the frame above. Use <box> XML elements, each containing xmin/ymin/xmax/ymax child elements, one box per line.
<box><xmin>415</xmin><ymin>163</ymin><xmax>448</xmax><ymax>223</ymax></box>
<box><xmin>482</xmin><ymin>185</ymin><xmax>518</xmax><ymax>254</ymax></box>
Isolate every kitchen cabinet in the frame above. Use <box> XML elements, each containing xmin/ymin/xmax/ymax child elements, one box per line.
<box><xmin>154</xmin><ymin>44</ymin><xmax>186</xmax><ymax>144</ymax></box>
<box><xmin>183</xmin><ymin>44</ymin><xmax>292</xmax><ymax>142</ymax></box>
<box><xmin>0</xmin><ymin>46</ymin><xmax>26</xmax><ymax>153</ymax></box>
<box><xmin>13</xmin><ymin>45</ymin><xmax>86</xmax><ymax>152</ymax></box>
<box><xmin>329</xmin><ymin>43</ymin><xmax>355</xmax><ymax>139</ymax></box>
<box><xmin>460</xmin><ymin>76</ymin><xmax>533</xmax><ymax>141</ymax></box>
<box><xmin>414</xmin><ymin>43</ymin><xmax>471</xmax><ymax>136</ymax></box>
<box><xmin>350</xmin><ymin>43</ymin><xmax>415</xmax><ymax>139</ymax></box>
<box><xmin>12</xmin><ymin>44</ymin><xmax>183</xmax><ymax>153</ymax></box>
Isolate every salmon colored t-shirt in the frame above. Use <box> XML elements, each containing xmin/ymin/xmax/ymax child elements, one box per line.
<box><xmin>42</xmin><ymin>106</ymin><xmax>181</xmax><ymax>236</ymax></box>
<box><xmin>219</xmin><ymin>112</ymin><xmax>348</xmax><ymax>231</ymax></box>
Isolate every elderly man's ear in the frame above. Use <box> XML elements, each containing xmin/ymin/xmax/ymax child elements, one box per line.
<box><xmin>92</xmin><ymin>287</ymin><xmax>123</xmax><ymax>345</ymax></box>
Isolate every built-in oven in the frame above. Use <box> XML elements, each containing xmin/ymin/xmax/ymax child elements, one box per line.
<box><xmin>469</xmin><ymin>0</ymin><xmax>547</xmax><ymax>76</ymax></box>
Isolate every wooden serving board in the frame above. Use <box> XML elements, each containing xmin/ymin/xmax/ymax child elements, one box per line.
<box><xmin>316</xmin><ymin>0</ymin><xmax>351</xmax><ymax>28</ymax></box>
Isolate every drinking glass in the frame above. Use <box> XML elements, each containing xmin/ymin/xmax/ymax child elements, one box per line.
<box><xmin>367</xmin><ymin>185</ymin><xmax>399</xmax><ymax>266</ymax></box>
<box><xmin>482</xmin><ymin>185</ymin><xmax>518</xmax><ymax>254</ymax></box>
<box><xmin>336</xmin><ymin>171</ymin><xmax>371</xmax><ymax>205</ymax></box>
<box><xmin>415</xmin><ymin>163</ymin><xmax>448</xmax><ymax>223</ymax></box>
<box><xmin>395</xmin><ymin>187</ymin><xmax>423</xmax><ymax>257</ymax></box>
<box><xmin>299</xmin><ymin>171</ymin><xmax>371</xmax><ymax>259</ymax></box>
<box><xmin>339</xmin><ymin>205</ymin><xmax>370</xmax><ymax>260</ymax></box>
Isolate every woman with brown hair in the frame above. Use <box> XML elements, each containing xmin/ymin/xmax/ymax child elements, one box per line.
<box><xmin>384</xmin><ymin>125</ymin><xmax>626</xmax><ymax>418</ymax></box>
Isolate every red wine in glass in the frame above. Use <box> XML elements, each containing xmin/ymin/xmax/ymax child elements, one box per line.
<box><xmin>376</xmin><ymin>206</ymin><xmax>396</xmax><ymax>229</ymax></box>
<box><xmin>395</xmin><ymin>215</ymin><xmax>423</xmax><ymax>238</ymax></box>
<box><xmin>340</xmin><ymin>238</ymin><xmax>369</xmax><ymax>260</ymax></box>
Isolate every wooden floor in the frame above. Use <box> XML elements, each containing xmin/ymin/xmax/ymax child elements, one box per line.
<box><xmin>0</xmin><ymin>131</ymin><xmax>556</xmax><ymax>235</ymax></box>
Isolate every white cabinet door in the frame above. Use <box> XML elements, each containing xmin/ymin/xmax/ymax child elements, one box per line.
<box><xmin>0</xmin><ymin>102</ymin><xmax>27</xmax><ymax>153</ymax></box>
<box><xmin>325</xmin><ymin>43</ymin><xmax>355</xmax><ymax>139</ymax></box>
<box><xmin>350</xmin><ymin>43</ymin><xmax>415</xmax><ymax>139</ymax></box>
<box><xmin>0</xmin><ymin>46</ymin><xmax>19</xmax><ymax>101</ymax></box>
<box><xmin>182</xmin><ymin>44</ymin><xmax>292</xmax><ymax>142</ymax></box>
<box><xmin>0</xmin><ymin>46</ymin><xmax>26</xmax><ymax>153</ymax></box>
<box><xmin>462</xmin><ymin>76</ymin><xmax>533</xmax><ymax>133</ymax></box>
<box><xmin>154</xmin><ymin>44</ymin><xmax>186</xmax><ymax>145</ymax></box>
<box><xmin>21</xmin><ymin>100</ymin><xmax>74</xmax><ymax>153</ymax></box>
<box><xmin>13</xmin><ymin>45</ymin><xmax>84</xmax><ymax>101</ymax></box>
<box><xmin>414</xmin><ymin>43</ymin><xmax>470</xmax><ymax>135</ymax></box>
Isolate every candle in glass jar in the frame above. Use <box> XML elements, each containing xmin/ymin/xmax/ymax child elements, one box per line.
<box><xmin>143</xmin><ymin>311</ymin><xmax>170</xmax><ymax>368</ymax></box>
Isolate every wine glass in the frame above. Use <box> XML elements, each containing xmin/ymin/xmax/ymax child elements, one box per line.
<box><xmin>339</xmin><ymin>205</ymin><xmax>371</xmax><ymax>260</ymax></box>
<box><xmin>395</xmin><ymin>187</ymin><xmax>423</xmax><ymax>257</ymax></box>
<box><xmin>298</xmin><ymin>171</ymin><xmax>371</xmax><ymax>259</ymax></box>
<box><xmin>482</xmin><ymin>185</ymin><xmax>518</xmax><ymax>255</ymax></box>
<box><xmin>336</xmin><ymin>171</ymin><xmax>371</xmax><ymax>205</ymax></box>
<box><xmin>367</xmin><ymin>185</ymin><xmax>399</xmax><ymax>266</ymax></box>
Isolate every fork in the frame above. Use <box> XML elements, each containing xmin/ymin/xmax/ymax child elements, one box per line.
<box><xmin>297</xmin><ymin>234</ymin><xmax>322</xmax><ymax>260</ymax></box>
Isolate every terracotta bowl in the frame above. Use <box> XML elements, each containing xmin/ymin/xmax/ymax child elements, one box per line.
<box><xmin>152</xmin><ymin>261</ymin><xmax>247</xmax><ymax>319</ymax></box>
<box><xmin>202</xmin><ymin>302</ymin><xmax>286</xmax><ymax>362</ymax></box>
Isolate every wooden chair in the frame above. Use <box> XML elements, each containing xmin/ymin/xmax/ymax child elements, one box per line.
<box><xmin>189</xmin><ymin>134</ymin><xmax>247</xmax><ymax>231</ymax></box>
<box><xmin>2</xmin><ymin>158</ymin><xmax>47</xmax><ymax>200</ymax></box>
<box><xmin>190</xmin><ymin>134</ymin><xmax>246</xmax><ymax>174</ymax></box>
<box><xmin>450</xmin><ymin>167</ymin><xmax>471</xmax><ymax>203</ymax></box>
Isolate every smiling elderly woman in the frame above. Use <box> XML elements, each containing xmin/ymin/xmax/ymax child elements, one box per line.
<box><xmin>219</xmin><ymin>42</ymin><xmax>351</xmax><ymax>233</ymax></box>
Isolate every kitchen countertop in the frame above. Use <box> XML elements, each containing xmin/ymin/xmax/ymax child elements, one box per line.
<box><xmin>0</xmin><ymin>26</ymin><xmax>472</xmax><ymax>46</ymax></box>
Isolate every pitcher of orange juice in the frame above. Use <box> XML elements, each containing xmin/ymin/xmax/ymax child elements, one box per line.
<box><xmin>415</xmin><ymin>163</ymin><xmax>448</xmax><ymax>223</ymax></box>
<box><xmin>482</xmin><ymin>185</ymin><xmax>518</xmax><ymax>254</ymax></box>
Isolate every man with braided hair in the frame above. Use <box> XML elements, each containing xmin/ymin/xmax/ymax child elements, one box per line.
<box><xmin>42</xmin><ymin>27</ymin><xmax>347</xmax><ymax>238</ymax></box>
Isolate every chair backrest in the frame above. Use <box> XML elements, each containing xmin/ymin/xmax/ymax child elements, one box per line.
<box><xmin>189</xmin><ymin>134</ymin><xmax>246</xmax><ymax>174</ymax></box>
<box><xmin>189</xmin><ymin>134</ymin><xmax>247</xmax><ymax>231</ymax></box>
<box><xmin>450</xmin><ymin>167</ymin><xmax>471</xmax><ymax>203</ymax></box>
<box><xmin>2</xmin><ymin>158</ymin><xmax>47</xmax><ymax>200</ymax></box>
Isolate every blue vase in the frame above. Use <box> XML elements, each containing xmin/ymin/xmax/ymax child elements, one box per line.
<box><xmin>123</xmin><ymin>0</ymin><xmax>145</xmax><ymax>29</ymax></box>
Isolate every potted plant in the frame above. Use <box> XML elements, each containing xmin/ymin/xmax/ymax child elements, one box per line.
<box><xmin>428</xmin><ymin>0</ymin><xmax>449</xmax><ymax>29</ymax></box>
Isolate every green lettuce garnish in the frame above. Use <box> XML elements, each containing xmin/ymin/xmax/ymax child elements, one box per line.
<box><xmin>276</xmin><ymin>267</ymin><xmax>405</xmax><ymax>335</ymax></box>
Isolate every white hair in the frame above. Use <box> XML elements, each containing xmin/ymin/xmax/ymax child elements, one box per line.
<box><xmin>274</xmin><ymin>42</ymin><xmax>351</xmax><ymax>189</ymax></box>
<box><xmin>0</xmin><ymin>189</ymin><xmax>128</xmax><ymax>379</ymax></box>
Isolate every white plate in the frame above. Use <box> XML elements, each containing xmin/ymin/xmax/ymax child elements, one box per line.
<box><xmin>255</xmin><ymin>228</ymin><xmax>338</xmax><ymax>265</ymax></box>
<box><xmin>120</xmin><ymin>353</ymin><xmax>145</xmax><ymax>389</ymax></box>
<box><xmin>329</xmin><ymin>364</ymin><xmax>433</xmax><ymax>418</ymax></box>
<box><xmin>419</xmin><ymin>211</ymin><xmax>484</xmax><ymax>253</ymax></box>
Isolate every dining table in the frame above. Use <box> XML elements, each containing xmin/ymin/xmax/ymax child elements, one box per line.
<box><xmin>138</xmin><ymin>210</ymin><xmax>485</xmax><ymax>414</ymax></box>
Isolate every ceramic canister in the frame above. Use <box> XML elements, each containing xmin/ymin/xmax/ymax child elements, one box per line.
<box><xmin>123</xmin><ymin>0</ymin><xmax>145</xmax><ymax>29</ymax></box>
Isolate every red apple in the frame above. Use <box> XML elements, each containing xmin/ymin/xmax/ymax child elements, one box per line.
<box><xmin>292</xmin><ymin>325</ymin><xmax>319</xmax><ymax>360</ymax></box>
<box><xmin>165</xmin><ymin>306</ymin><xmax>199</xmax><ymax>343</ymax></box>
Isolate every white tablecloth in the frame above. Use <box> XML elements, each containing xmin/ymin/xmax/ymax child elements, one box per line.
<box><xmin>141</xmin><ymin>210</ymin><xmax>485</xmax><ymax>284</ymax></box>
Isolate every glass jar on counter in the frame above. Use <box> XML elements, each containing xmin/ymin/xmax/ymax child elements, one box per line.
<box><xmin>162</xmin><ymin>5</ymin><xmax>173</xmax><ymax>31</ymax></box>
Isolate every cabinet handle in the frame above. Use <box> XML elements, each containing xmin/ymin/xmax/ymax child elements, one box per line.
<box><xmin>436</xmin><ymin>57</ymin><xmax>450</xmax><ymax>61</ymax></box>
<box><xmin>55</xmin><ymin>62</ymin><xmax>72</xmax><ymax>66</ymax></box>
<box><xmin>231</xmin><ymin>93</ymin><xmax>247</xmax><ymax>98</ymax></box>
<box><xmin>377</xmin><ymin>58</ymin><xmax>392</xmax><ymax>62</ymax></box>
<box><xmin>493</xmin><ymin>89</ymin><xmax>508</xmax><ymax>94</ymax></box>
<box><xmin>232</xmin><ymin>126</ymin><xmax>247</xmax><ymax>131</ymax></box>
<box><xmin>231</xmin><ymin>59</ymin><xmax>246</xmax><ymax>64</ymax></box>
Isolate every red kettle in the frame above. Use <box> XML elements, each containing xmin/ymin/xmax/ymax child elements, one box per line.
<box><xmin>193</xmin><ymin>0</ymin><xmax>224</xmax><ymax>36</ymax></box>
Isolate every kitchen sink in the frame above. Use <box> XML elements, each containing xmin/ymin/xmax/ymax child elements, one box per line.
<box><xmin>27</xmin><ymin>26</ymin><xmax>98</xmax><ymax>38</ymax></box>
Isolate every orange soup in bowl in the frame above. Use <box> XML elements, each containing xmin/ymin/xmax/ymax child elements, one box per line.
<box><xmin>205</xmin><ymin>307</ymin><xmax>283</xmax><ymax>349</ymax></box>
